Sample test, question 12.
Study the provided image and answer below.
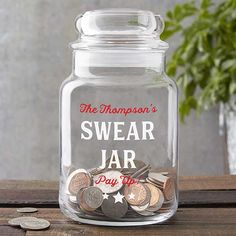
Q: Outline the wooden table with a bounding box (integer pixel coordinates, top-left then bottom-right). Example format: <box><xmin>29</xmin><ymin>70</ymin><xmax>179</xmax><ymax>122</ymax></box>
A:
<box><xmin>0</xmin><ymin>176</ymin><xmax>236</xmax><ymax>236</ymax></box>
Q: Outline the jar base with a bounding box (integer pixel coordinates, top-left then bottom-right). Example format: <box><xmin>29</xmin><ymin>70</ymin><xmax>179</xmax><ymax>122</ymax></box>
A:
<box><xmin>59</xmin><ymin>198</ymin><xmax>178</xmax><ymax>226</ymax></box>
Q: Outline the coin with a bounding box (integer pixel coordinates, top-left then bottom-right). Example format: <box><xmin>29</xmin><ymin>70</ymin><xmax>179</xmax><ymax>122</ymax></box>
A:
<box><xmin>101</xmin><ymin>195</ymin><xmax>128</xmax><ymax>219</ymax></box>
<box><xmin>148</xmin><ymin>172</ymin><xmax>168</xmax><ymax>184</ymax></box>
<box><xmin>159</xmin><ymin>172</ymin><xmax>169</xmax><ymax>176</ymax></box>
<box><xmin>89</xmin><ymin>167</ymin><xmax>105</xmax><ymax>176</ymax></box>
<box><xmin>122</xmin><ymin>160</ymin><xmax>146</xmax><ymax>175</ymax></box>
<box><xmin>79</xmin><ymin>201</ymin><xmax>95</xmax><ymax>212</ymax></box>
<box><xmin>147</xmin><ymin>188</ymin><xmax>164</xmax><ymax>212</ymax></box>
<box><xmin>141</xmin><ymin>184</ymin><xmax>152</xmax><ymax>206</ymax></box>
<box><xmin>67</xmin><ymin>195</ymin><xmax>79</xmax><ymax>210</ymax></box>
<box><xmin>67</xmin><ymin>169</ymin><xmax>91</xmax><ymax>195</ymax></box>
<box><xmin>77</xmin><ymin>188</ymin><xmax>96</xmax><ymax>212</ymax></box>
<box><xmin>8</xmin><ymin>217</ymin><xmax>37</xmax><ymax>226</ymax></box>
<box><xmin>130</xmin><ymin>203</ymin><xmax>149</xmax><ymax>212</ymax></box>
<box><xmin>124</xmin><ymin>183</ymin><xmax>148</xmax><ymax>206</ymax></box>
<box><xmin>17</xmin><ymin>207</ymin><xmax>38</xmax><ymax>213</ymax></box>
<box><xmin>144</xmin><ymin>183</ymin><xmax>160</xmax><ymax>207</ymax></box>
<box><xmin>69</xmin><ymin>195</ymin><xmax>77</xmax><ymax>204</ymax></box>
<box><xmin>93</xmin><ymin>170</ymin><xmax>123</xmax><ymax>194</ymax></box>
<box><xmin>163</xmin><ymin>177</ymin><xmax>175</xmax><ymax>200</ymax></box>
<box><xmin>20</xmin><ymin>218</ymin><xmax>50</xmax><ymax>230</ymax></box>
<box><xmin>131</xmin><ymin>164</ymin><xmax>150</xmax><ymax>178</ymax></box>
<box><xmin>146</xmin><ymin>177</ymin><xmax>163</xmax><ymax>189</ymax></box>
<box><xmin>81</xmin><ymin>186</ymin><xmax>103</xmax><ymax>210</ymax></box>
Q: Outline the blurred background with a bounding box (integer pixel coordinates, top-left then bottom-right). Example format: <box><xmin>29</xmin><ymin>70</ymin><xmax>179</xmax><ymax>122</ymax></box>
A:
<box><xmin>1</xmin><ymin>0</ymin><xmax>233</xmax><ymax>180</ymax></box>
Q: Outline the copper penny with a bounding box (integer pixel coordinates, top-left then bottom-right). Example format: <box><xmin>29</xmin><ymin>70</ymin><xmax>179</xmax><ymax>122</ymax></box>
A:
<box><xmin>163</xmin><ymin>177</ymin><xmax>175</xmax><ymax>200</ymax></box>
<box><xmin>67</xmin><ymin>169</ymin><xmax>91</xmax><ymax>195</ymax></box>
<box><xmin>147</xmin><ymin>188</ymin><xmax>164</xmax><ymax>212</ymax></box>
<box><xmin>144</xmin><ymin>183</ymin><xmax>160</xmax><ymax>207</ymax></box>
<box><xmin>124</xmin><ymin>183</ymin><xmax>147</xmax><ymax>206</ymax></box>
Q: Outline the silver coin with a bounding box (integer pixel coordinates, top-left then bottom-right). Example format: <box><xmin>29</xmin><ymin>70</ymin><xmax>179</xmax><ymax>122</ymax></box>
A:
<box><xmin>17</xmin><ymin>207</ymin><xmax>38</xmax><ymax>213</ymax></box>
<box><xmin>136</xmin><ymin>168</ymin><xmax>150</xmax><ymax>179</ymax></box>
<box><xmin>69</xmin><ymin>195</ymin><xmax>77</xmax><ymax>204</ymax></box>
<box><xmin>122</xmin><ymin>160</ymin><xmax>146</xmax><ymax>175</ymax></box>
<box><xmin>131</xmin><ymin>164</ymin><xmax>150</xmax><ymax>178</ymax></box>
<box><xmin>135</xmin><ymin>210</ymin><xmax>155</xmax><ymax>216</ymax></box>
<box><xmin>67</xmin><ymin>195</ymin><xmax>79</xmax><ymax>210</ymax></box>
<box><xmin>148</xmin><ymin>172</ymin><xmax>168</xmax><ymax>183</ymax></box>
<box><xmin>20</xmin><ymin>218</ymin><xmax>50</xmax><ymax>230</ymax></box>
<box><xmin>89</xmin><ymin>167</ymin><xmax>106</xmax><ymax>176</ymax></box>
<box><xmin>130</xmin><ymin>203</ymin><xmax>149</xmax><ymax>212</ymax></box>
<box><xmin>146</xmin><ymin>177</ymin><xmax>164</xmax><ymax>188</ymax></box>
<box><xmin>93</xmin><ymin>170</ymin><xmax>123</xmax><ymax>193</ymax></box>
<box><xmin>159</xmin><ymin>172</ymin><xmax>169</xmax><ymax>176</ymax></box>
<box><xmin>101</xmin><ymin>195</ymin><xmax>128</xmax><ymax>219</ymax></box>
<box><xmin>8</xmin><ymin>217</ymin><xmax>37</xmax><ymax>226</ymax></box>
<box><xmin>82</xmin><ymin>186</ymin><xmax>104</xmax><ymax>209</ymax></box>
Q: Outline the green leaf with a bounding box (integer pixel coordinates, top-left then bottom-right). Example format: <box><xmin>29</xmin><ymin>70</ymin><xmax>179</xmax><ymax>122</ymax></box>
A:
<box><xmin>163</xmin><ymin>0</ymin><xmax>236</xmax><ymax>122</ymax></box>
<box><xmin>167</xmin><ymin>62</ymin><xmax>177</xmax><ymax>76</ymax></box>
<box><xmin>161</xmin><ymin>27</ymin><xmax>181</xmax><ymax>40</ymax></box>
<box><xmin>229</xmin><ymin>82</ymin><xmax>236</xmax><ymax>95</ymax></box>
<box><xmin>179</xmin><ymin>97</ymin><xmax>198</xmax><ymax>122</ymax></box>
<box><xmin>222</xmin><ymin>59</ymin><xmax>236</xmax><ymax>70</ymax></box>
<box><xmin>185</xmin><ymin>80</ymin><xmax>197</xmax><ymax>97</ymax></box>
<box><xmin>201</xmin><ymin>0</ymin><xmax>212</xmax><ymax>9</ymax></box>
<box><xmin>166</xmin><ymin>11</ymin><xmax>174</xmax><ymax>19</ymax></box>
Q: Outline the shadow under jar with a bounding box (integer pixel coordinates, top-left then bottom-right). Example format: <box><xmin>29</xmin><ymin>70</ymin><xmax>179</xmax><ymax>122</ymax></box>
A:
<box><xmin>59</xmin><ymin>9</ymin><xmax>178</xmax><ymax>226</ymax></box>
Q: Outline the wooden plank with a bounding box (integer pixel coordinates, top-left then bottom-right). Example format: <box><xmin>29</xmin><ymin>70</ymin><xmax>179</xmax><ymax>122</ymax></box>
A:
<box><xmin>0</xmin><ymin>189</ymin><xmax>58</xmax><ymax>206</ymax></box>
<box><xmin>0</xmin><ymin>226</ymin><xmax>25</xmax><ymax>236</ymax></box>
<box><xmin>0</xmin><ymin>180</ymin><xmax>58</xmax><ymax>190</ymax></box>
<box><xmin>1</xmin><ymin>208</ymin><xmax>236</xmax><ymax>236</ymax></box>
<box><xmin>180</xmin><ymin>190</ymin><xmax>236</xmax><ymax>206</ymax></box>
<box><xmin>25</xmin><ymin>224</ymin><xmax>236</xmax><ymax>236</ymax></box>
<box><xmin>179</xmin><ymin>175</ymin><xmax>236</xmax><ymax>191</ymax></box>
<box><xmin>1</xmin><ymin>208</ymin><xmax>236</xmax><ymax>225</ymax></box>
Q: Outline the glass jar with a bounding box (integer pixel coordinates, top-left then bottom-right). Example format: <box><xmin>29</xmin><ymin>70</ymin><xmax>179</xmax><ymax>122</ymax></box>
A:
<box><xmin>59</xmin><ymin>9</ymin><xmax>178</xmax><ymax>226</ymax></box>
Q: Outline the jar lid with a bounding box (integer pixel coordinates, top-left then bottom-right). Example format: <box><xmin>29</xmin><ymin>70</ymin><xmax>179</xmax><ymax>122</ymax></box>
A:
<box><xmin>71</xmin><ymin>9</ymin><xmax>168</xmax><ymax>50</ymax></box>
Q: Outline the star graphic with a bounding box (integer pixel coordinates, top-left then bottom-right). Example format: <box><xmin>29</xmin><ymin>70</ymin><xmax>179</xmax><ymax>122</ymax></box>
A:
<box><xmin>128</xmin><ymin>193</ymin><xmax>135</xmax><ymax>200</ymax></box>
<box><xmin>103</xmin><ymin>193</ymin><xmax>109</xmax><ymax>200</ymax></box>
<box><xmin>113</xmin><ymin>192</ymin><xmax>124</xmax><ymax>203</ymax></box>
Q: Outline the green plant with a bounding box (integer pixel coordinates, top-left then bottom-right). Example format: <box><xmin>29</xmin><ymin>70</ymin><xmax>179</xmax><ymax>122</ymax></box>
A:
<box><xmin>162</xmin><ymin>0</ymin><xmax>236</xmax><ymax>122</ymax></box>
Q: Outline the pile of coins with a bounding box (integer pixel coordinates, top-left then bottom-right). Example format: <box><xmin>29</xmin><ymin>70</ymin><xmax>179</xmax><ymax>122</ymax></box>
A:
<box><xmin>66</xmin><ymin>159</ymin><xmax>176</xmax><ymax>219</ymax></box>
<box><xmin>8</xmin><ymin>208</ymin><xmax>50</xmax><ymax>231</ymax></box>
